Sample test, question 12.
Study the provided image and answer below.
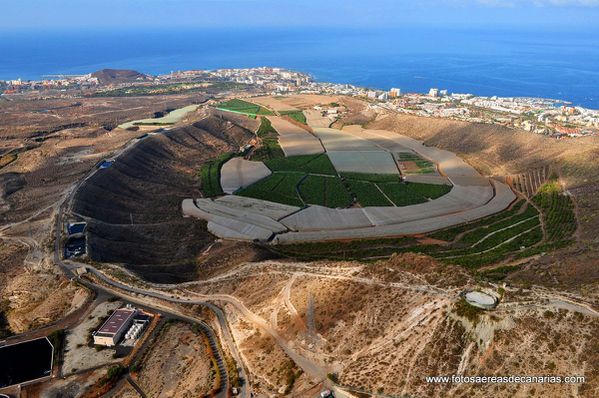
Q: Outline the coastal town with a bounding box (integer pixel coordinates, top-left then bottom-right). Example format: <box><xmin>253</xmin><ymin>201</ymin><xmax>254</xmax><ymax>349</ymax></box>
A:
<box><xmin>2</xmin><ymin>67</ymin><xmax>598</xmax><ymax>138</ymax></box>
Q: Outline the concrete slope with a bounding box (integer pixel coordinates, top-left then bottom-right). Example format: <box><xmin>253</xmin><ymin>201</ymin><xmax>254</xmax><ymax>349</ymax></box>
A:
<box><xmin>274</xmin><ymin>180</ymin><xmax>516</xmax><ymax>243</ymax></box>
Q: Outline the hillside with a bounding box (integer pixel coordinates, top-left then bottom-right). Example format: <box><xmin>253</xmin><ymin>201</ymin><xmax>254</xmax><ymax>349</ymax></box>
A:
<box><xmin>353</xmin><ymin>111</ymin><xmax>599</xmax><ymax>293</ymax></box>
<box><xmin>91</xmin><ymin>68</ymin><xmax>148</xmax><ymax>84</ymax></box>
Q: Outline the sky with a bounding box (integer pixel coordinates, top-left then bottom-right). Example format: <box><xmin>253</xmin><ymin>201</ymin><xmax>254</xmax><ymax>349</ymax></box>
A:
<box><xmin>1</xmin><ymin>0</ymin><xmax>599</xmax><ymax>29</ymax></box>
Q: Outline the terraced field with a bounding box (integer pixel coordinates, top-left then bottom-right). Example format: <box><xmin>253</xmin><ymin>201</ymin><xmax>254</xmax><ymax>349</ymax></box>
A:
<box><xmin>198</xmin><ymin>152</ymin><xmax>235</xmax><ymax>197</ymax></box>
<box><xmin>274</xmin><ymin>181</ymin><xmax>576</xmax><ymax>276</ymax></box>
<box><xmin>265</xmin><ymin>153</ymin><xmax>336</xmax><ymax>175</ymax></box>
<box><xmin>237</xmin><ymin>154</ymin><xmax>343</xmax><ymax>207</ymax></box>
<box><xmin>237</xmin><ymin>156</ymin><xmax>453</xmax><ymax>208</ymax></box>
<box><xmin>237</xmin><ymin>172</ymin><xmax>305</xmax><ymax>207</ymax></box>
<box><xmin>216</xmin><ymin>99</ymin><xmax>273</xmax><ymax>116</ymax></box>
<box><xmin>299</xmin><ymin>175</ymin><xmax>353</xmax><ymax>208</ymax></box>
<box><xmin>252</xmin><ymin>117</ymin><xmax>284</xmax><ymax>161</ymax></box>
<box><xmin>279</xmin><ymin>110</ymin><xmax>307</xmax><ymax>124</ymax></box>
<box><xmin>345</xmin><ymin>180</ymin><xmax>393</xmax><ymax>206</ymax></box>
<box><xmin>378</xmin><ymin>182</ymin><xmax>452</xmax><ymax>206</ymax></box>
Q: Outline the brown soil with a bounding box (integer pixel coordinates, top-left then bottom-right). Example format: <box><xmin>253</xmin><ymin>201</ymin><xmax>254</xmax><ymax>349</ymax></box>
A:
<box><xmin>136</xmin><ymin>322</ymin><xmax>214</xmax><ymax>397</ymax></box>
<box><xmin>360</xmin><ymin>111</ymin><xmax>599</xmax><ymax>291</ymax></box>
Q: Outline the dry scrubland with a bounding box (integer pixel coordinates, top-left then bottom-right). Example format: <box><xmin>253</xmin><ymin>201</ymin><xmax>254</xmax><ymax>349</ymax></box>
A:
<box><xmin>2</xmin><ymin>92</ymin><xmax>599</xmax><ymax>398</ymax></box>
<box><xmin>184</xmin><ymin>256</ymin><xmax>598</xmax><ymax>397</ymax></box>
<box><xmin>0</xmin><ymin>92</ymin><xmax>246</xmax><ymax>335</ymax></box>
<box><xmin>352</xmin><ymin>111</ymin><xmax>599</xmax><ymax>293</ymax></box>
<box><xmin>135</xmin><ymin>322</ymin><xmax>214</xmax><ymax>397</ymax></box>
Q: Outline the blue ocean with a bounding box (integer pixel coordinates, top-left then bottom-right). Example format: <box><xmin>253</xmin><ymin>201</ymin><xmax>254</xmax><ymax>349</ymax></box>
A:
<box><xmin>1</xmin><ymin>27</ymin><xmax>598</xmax><ymax>108</ymax></box>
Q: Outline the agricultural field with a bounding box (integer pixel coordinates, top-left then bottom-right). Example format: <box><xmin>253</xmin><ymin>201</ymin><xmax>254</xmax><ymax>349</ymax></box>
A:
<box><xmin>236</xmin><ymin>172</ymin><xmax>305</xmax><ymax>207</ymax></box>
<box><xmin>264</xmin><ymin>153</ymin><xmax>337</xmax><ymax>175</ymax></box>
<box><xmin>275</xmin><ymin>181</ymin><xmax>576</xmax><ymax>276</ymax></box>
<box><xmin>236</xmin><ymin>159</ymin><xmax>453</xmax><ymax>208</ymax></box>
<box><xmin>397</xmin><ymin>151</ymin><xmax>436</xmax><ymax>174</ymax></box>
<box><xmin>237</xmin><ymin>154</ymin><xmax>347</xmax><ymax>208</ymax></box>
<box><xmin>298</xmin><ymin>175</ymin><xmax>353</xmax><ymax>208</ymax></box>
<box><xmin>216</xmin><ymin>99</ymin><xmax>273</xmax><ymax>116</ymax></box>
<box><xmin>252</xmin><ymin>117</ymin><xmax>285</xmax><ymax>161</ymax></box>
<box><xmin>199</xmin><ymin>152</ymin><xmax>235</xmax><ymax>197</ymax></box>
<box><xmin>345</xmin><ymin>180</ymin><xmax>394</xmax><ymax>206</ymax></box>
<box><xmin>377</xmin><ymin>181</ymin><xmax>452</xmax><ymax>206</ymax></box>
<box><xmin>532</xmin><ymin>180</ymin><xmax>576</xmax><ymax>242</ymax></box>
<box><xmin>279</xmin><ymin>110</ymin><xmax>307</xmax><ymax>124</ymax></box>
<box><xmin>341</xmin><ymin>172</ymin><xmax>401</xmax><ymax>183</ymax></box>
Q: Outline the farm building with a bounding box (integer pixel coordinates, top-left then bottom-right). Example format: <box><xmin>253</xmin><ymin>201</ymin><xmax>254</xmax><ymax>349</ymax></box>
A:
<box><xmin>93</xmin><ymin>306</ymin><xmax>137</xmax><ymax>347</ymax></box>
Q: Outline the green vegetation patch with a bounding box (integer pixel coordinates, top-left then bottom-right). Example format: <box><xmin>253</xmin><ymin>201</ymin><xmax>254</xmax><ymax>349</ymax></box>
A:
<box><xmin>265</xmin><ymin>153</ymin><xmax>337</xmax><ymax>175</ymax></box>
<box><xmin>533</xmin><ymin>180</ymin><xmax>577</xmax><ymax>242</ymax></box>
<box><xmin>199</xmin><ymin>152</ymin><xmax>235</xmax><ymax>197</ymax></box>
<box><xmin>279</xmin><ymin>110</ymin><xmax>307</xmax><ymax>124</ymax></box>
<box><xmin>271</xmin><ymin>182</ymin><xmax>576</xmax><ymax>270</ymax></box>
<box><xmin>216</xmin><ymin>99</ymin><xmax>273</xmax><ymax>116</ymax></box>
<box><xmin>345</xmin><ymin>180</ymin><xmax>394</xmax><ymax>206</ymax></box>
<box><xmin>237</xmin><ymin>172</ymin><xmax>304</xmax><ymax>207</ymax></box>
<box><xmin>299</xmin><ymin>175</ymin><xmax>353</xmax><ymax>208</ymax></box>
<box><xmin>378</xmin><ymin>181</ymin><xmax>451</xmax><ymax>206</ymax></box>
<box><xmin>477</xmin><ymin>265</ymin><xmax>522</xmax><ymax>282</ymax></box>
<box><xmin>272</xmin><ymin>236</ymin><xmax>420</xmax><ymax>261</ymax></box>
<box><xmin>252</xmin><ymin>117</ymin><xmax>284</xmax><ymax>161</ymax></box>
<box><xmin>454</xmin><ymin>298</ymin><xmax>484</xmax><ymax>325</ymax></box>
<box><xmin>428</xmin><ymin>200</ymin><xmax>528</xmax><ymax>241</ymax></box>
<box><xmin>342</xmin><ymin>172</ymin><xmax>401</xmax><ymax>183</ymax></box>
<box><xmin>94</xmin><ymin>82</ymin><xmax>246</xmax><ymax>97</ymax></box>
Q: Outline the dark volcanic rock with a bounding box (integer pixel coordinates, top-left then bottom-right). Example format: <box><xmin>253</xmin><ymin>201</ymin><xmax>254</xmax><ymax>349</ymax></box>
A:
<box><xmin>72</xmin><ymin>113</ymin><xmax>256</xmax><ymax>283</ymax></box>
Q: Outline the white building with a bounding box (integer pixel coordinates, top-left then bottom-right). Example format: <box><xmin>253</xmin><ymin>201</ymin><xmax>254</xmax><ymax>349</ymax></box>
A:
<box><xmin>93</xmin><ymin>307</ymin><xmax>137</xmax><ymax>347</ymax></box>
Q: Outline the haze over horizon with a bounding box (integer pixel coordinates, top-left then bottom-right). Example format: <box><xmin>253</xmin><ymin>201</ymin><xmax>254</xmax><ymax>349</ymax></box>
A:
<box><xmin>2</xmin><ymin>0</ymin><xmax>599</xmax><ymax>29</ymax></box>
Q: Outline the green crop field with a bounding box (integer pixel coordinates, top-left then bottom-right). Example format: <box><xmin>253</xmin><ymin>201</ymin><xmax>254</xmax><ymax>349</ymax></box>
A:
<box><xmin>252</xmin><ymin>117</ymin><xmax>285</xmax><ymax>161</ymax></box>
<box><xmin>299</xmin><ymin>175</ymin><xmax>353</xmax><ymax>208</ymax></box>
<box><xmin>237</xmin><ymin>172</ymin><xmax>304</xmax><ymax>207</ymax></box>
<box><xmin>265</xmin><ymin>154</ymin><xmax>337</xmax><ymax>175</ymax></box>
<box><xmin>345</xmin><ymin>180</ymin><xmax>394</xmax><ymax>206</ymax></box>
<box><xmin>341</xmin><ymin>172</ymin><xmax>401</xmax><ymax>183</ymax></box>
<box><xmin>279</xmin><ymin>110</ymin><xmax>307</xmax><ymax>124</ymax></box>
<box><xmin>533</xmin><ymin>180</ymin><xmax>577</xmax><ymax>242</ymax></box>
<box><xmin>198</xmin><ymin>152</ymin><xmax>235</xmax><ymax>197</ymax></box>
<box><xmin>377</xmin><ymin>182</ymin><xmax>451</xmax><ymax>206</ymax></box>
<box><xmin>216</xmin><ymin>99</ymin><xmax>273</xmax><ymax>116</ymax></box>
<box><xmin>272</xmin><ymin>181</ymin><xmax>577</xmax><ymax>275</ymax></box>
<box><xmin>428</xmin><ymin>200</ymin><xmax>528</xmax><ymax>241</ymax></box>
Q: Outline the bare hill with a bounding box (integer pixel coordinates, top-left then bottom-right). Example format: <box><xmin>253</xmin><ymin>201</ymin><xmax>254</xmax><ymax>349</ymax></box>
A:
<box><xmin>364</xmin><ymin>112</ymin><xmax>599</xmax><ymax>291</ymax></box>
<box><xmin>72</xmin><ymin>111</ymin><xmax>262</xmax><ymax>283</ymax></box>
<box><xmin>91</xmin><ymin>68</ymin><xmax>148</xmax><ymax>84</ymax></box>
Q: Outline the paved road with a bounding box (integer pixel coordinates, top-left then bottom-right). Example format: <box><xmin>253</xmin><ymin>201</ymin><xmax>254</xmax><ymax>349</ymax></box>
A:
<box><xmin>44</xmin><ymin>126</ymin><xmax>248</xmax><ymax>398</ymax></box>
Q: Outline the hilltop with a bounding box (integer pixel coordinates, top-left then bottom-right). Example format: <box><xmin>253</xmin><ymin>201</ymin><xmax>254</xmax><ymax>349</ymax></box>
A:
<box><xmin>91</xmin><ymin>68</ymin><xmax>149</xmax><ymax>84</ymax></box>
